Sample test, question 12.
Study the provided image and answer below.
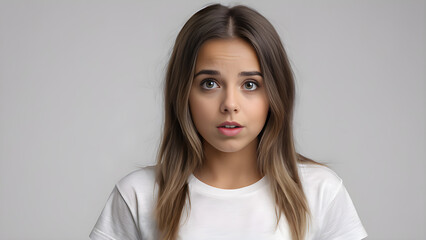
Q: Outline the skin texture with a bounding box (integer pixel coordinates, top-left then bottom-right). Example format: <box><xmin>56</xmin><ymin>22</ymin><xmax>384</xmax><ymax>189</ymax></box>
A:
<box><xmin>189</xmin><ymin>38</ymin><xmax>269</xmax><ymax>189</ymax></box>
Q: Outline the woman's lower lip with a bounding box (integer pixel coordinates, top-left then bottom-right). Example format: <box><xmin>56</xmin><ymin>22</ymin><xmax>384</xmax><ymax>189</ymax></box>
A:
<box><xmin>217</xmin><ymin>127</ymin><xmax>243</xmax><ymax>136</ymax></box>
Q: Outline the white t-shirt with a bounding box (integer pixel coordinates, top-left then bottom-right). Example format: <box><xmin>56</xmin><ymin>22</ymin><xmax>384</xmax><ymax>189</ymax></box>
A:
<box><xmin>89</xmin><ymin>163</ymin><xmax>367</xmax><ymax>240</ymax></box>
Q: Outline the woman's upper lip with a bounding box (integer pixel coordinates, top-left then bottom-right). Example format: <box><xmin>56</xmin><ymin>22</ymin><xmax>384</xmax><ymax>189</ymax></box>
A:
<box><xmin>217</xmin><ymin>121</ymin><xmax>243</xmax><ymax>127</ymax></box>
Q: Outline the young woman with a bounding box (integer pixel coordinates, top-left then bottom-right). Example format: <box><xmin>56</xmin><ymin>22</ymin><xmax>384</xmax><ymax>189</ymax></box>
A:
<box><xmin>90</xmin><ymin>4</ymin><xmax>367</xmax><ymax>240</ymax></box>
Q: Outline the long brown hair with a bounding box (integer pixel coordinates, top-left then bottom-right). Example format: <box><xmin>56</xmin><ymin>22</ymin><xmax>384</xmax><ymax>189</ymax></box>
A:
<box><xmin>155</xmin><ymin>4</ymin><xmax>321</xmax><ymax>240</ymax></box>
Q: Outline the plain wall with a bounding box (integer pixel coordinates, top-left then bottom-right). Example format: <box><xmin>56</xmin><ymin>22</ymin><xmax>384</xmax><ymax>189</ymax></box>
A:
<box><xmin>0</xmin><ymin>0</ymin><xmax>425</xmax><ymax>239</ymax></box>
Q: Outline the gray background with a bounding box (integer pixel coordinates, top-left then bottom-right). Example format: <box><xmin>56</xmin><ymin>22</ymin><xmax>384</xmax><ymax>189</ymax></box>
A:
<box><xmin>0</xmin><ymin>0</ymin><xmax>425</xmax><ymax>239</ymax></box>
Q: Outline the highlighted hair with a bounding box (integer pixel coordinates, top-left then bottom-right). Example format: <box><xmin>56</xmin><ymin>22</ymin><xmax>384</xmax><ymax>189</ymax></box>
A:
<box><xmin>155</xmin><ymin>4</ymin><xmax>321</xmax><ymax>240</ymax></box>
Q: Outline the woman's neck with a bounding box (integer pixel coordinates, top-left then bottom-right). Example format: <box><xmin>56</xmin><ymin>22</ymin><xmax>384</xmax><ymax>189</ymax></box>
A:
<box><xmin>193</xmin><ymin>139</ymin><xmax>263</xmax><ymax>189</ymax></box>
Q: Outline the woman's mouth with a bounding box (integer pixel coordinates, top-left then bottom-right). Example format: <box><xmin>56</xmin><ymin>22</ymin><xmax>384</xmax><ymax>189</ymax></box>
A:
<box><xmin>217</xmin><ymin>121</ymin><xmax>243</xmax><ymax>136</ymax></box>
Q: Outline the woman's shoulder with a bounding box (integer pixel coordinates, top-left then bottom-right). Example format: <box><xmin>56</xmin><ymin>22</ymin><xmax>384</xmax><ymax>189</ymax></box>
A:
<box><xmin>116</xmin><ymin>165</ymin><xmax>157</xmax><ymax>188</ymax></box>
<box><xmin>297</xmin><ymin>162</ymin><xmax>343</xmax><ymax>199</ymax></box>
<box><xmin>298</xmin><ymin>162</ymin><xmax>342</xmax><ymax>183</ymax></box>
<box><xmin>297</xmin><ymin>162</ymin><xmax>368</xmax><ymax>239</ymax></box>
<box><xmin>114</xmin><ymin>165</ymin><xmax>158</xmax><ymax>207</ymax></box>
<box><xmin>90</xmin><ymin>165</ymin><xmax>159</xmax><ymax>239</ymax></box>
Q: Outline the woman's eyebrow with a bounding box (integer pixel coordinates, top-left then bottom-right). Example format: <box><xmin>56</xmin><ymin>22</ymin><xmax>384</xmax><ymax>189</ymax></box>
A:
<box><xmin>194</xmin><ymin>70</ymin><xmax>220</xmax><ymax>77</ymax></box>
<box><xmin>239</xmin><ymin>71</ymin><xmax>263</xmax><ymax>77</ymax></box>
<box><xmin>194</xmin><ymin>70</ymin><xmax>263</xmax><ymax>77</ymax></box>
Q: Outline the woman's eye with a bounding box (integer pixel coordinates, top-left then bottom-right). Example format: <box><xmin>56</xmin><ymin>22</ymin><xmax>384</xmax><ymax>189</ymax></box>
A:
<box><xmin>243</xmin><ymin>81</ymin><xmax>258</xmax><ymax>90</ymax></box>
<box><xmin>201</xmin><ymin>80</ymin><xmax>219</xmax><ymax>89</ymax></box>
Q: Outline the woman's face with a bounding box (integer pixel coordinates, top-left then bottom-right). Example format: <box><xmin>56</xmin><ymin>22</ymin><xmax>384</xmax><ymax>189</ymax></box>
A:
<box><xmin>189</xmin><ymin>38</ymin><xmax>269</xmax><ymax>153</ymax></box>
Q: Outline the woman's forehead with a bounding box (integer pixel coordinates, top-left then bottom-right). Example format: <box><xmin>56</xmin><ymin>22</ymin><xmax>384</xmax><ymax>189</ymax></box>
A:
<box><xmin>195</xmin><ymin>38</ymin><xmax>260</xmax><ymax>72</ymax></box>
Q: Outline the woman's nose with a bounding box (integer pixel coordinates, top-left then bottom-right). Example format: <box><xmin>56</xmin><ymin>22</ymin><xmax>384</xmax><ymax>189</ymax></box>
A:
<box><xmin>220</xmin><ymin>89</ymin><xmax>240</xmax><ymax>113</ymax></box>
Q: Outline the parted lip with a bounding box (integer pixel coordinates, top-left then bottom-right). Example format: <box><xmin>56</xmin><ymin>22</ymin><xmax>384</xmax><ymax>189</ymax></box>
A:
<box><xmin>217</xmin><ymin>121</ymin><xmax>243</xmax><ymax>128</ymax></box>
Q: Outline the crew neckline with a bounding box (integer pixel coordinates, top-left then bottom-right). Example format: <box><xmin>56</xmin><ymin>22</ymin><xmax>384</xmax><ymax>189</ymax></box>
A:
<box><xmin>188</xmin><ymin>173</ymin><xmax>268</xmax><ymax>197</ymax></box>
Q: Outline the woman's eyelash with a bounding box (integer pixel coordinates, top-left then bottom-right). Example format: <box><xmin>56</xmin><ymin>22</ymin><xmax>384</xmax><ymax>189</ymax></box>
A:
<box><xmin>244</xmin><ymin>80</ymin><xmax>259</xmax><ymax>86</ymax></box>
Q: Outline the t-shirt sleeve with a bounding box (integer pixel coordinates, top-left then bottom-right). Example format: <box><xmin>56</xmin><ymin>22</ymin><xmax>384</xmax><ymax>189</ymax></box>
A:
<box><xmin>90</xmin><ymin>186</ymin><xmax>142</xmax><ymax>240</ymax></box>
<box><xmin>318</xmin><ymin>181</ymin><xmax>368</xmax><ymax>240</ymax></box>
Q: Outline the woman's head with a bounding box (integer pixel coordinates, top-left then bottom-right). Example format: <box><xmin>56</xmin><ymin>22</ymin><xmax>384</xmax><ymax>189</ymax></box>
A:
<box><xmin>165</xmin><ymin>4</ymin><xmax>296</xmax><ymax>168</ymax></box>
